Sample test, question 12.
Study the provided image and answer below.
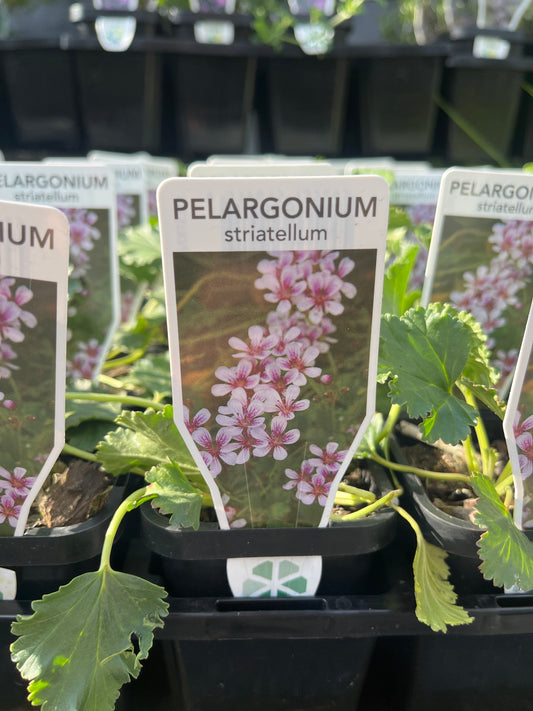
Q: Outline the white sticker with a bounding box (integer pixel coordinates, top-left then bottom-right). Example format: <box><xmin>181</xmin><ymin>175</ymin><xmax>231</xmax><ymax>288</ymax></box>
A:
<box><xmin>158</xmin><ymin>176</ymin><xmax>388</xmax><ymax>530</ymax></box>
<box><xmin>0</xmin><ymin>200</ymin><xmax>69</xmax><ymax>536</ymax></box>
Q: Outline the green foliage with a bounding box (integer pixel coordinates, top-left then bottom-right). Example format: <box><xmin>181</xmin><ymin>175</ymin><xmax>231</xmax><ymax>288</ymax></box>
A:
<box><xmin>97</xmin><ymin>405</ymin><xmax>198</xmax><ymax>477</ymax></box>
<box><xmin>382</xmin><ymin>241</ymin><xmax>421</xmax><ymax>317</ymax></box>
<box><xmin>379</xmin><ymin>303</ymin><xmax>479</xmax><ymax>443</ymax></box>
<box><xmin>146</xmin><ymin>461</ymin><xmax>202</xmax><ymax>528</ymax></box>
<box><xmin>412</xmin><ymin>534</ymin><xmax>474</xmax><ymax>633</ymax></box>
<box><xmin>120</xmin><ymin>351</ymin><xmax>172</xmax><ymax>398</ymax></box>
<box><xmin>11</xmin><ymin>569</ymin><xmax>168</xmax><ymax>711</ymax></box>
<box><xmin>473</xmin><ymin>473</ymin><xmax>533</xmax><ymax>591</ymax></box>
<box><xmin>117</xmin><ymin>225</ymin><xmax>162</xmax><ymax>286</ymax></box>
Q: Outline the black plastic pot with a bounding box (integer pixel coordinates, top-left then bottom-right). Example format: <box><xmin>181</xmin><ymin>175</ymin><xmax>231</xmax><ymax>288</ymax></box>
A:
<box><xmin>389</xmin><ymin>430</ymin><xmax>502</xmax><ymax>594</ymax></box>
<box><xmin>0</xmin><ymin>480</ymin><xmax>125</xmax><ymax>600</ymax></box>
<box><xmin>141</xmin><ymin>461</ymin><xmax>397</xmax><ymax>598</ymax></box>
<box><xmin>138</xmin><ymin>461</ymin><xmax>397</xmax><ymax>710</ymax></box>
<box><xmin>165</xmin><ymin>52</ymin><xmax>256</xmax><ymax>160</ymax></box>
<box><xmin>73</xmin><ymin>46</ymin><xmax>162</xmax><ymax>153</ymax></box>
<box><xmin>263</xmin><ymin>55</ymin><xmax>349</xmax><ymax>156</ymax></box>
<box><xmin>442</xmin><ymin>52</ymin><xmax>533</xmax><ymax>164</ymax></box>
<box><xmin>1</xmin><ymin>47</ymin><xmax>82</xmax><ymax>152</ymax></box>
<box><xmin>356</xmin><ymin>49</ymin><xmax>445</xmax><ymax>158</ymax></box>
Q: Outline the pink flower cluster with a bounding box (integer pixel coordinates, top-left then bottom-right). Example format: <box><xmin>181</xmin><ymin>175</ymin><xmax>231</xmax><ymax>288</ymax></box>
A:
<box><xmin>61</xmin><ymin>208</ymin><xmax>101</xmax><ymax>280</ymax></box>
<box><xmin>0</xmin><ymin>466</ymin><xmax>36</xmax><ymax>529</ymax></box>
<box><xmin>514</xmin><ymin>411</ymin><xmax>533</xmax><ymax>480</ymax></box>
<box><xmin>67</xmin><ymin>338</ymin><xmax>103</xmax><ymax>381</ymax></box>
<box><xmin>450</xmin><ymin>220</ymin><xmax>533</xmax><ymax>378</ymax></box>
<box><xmin>0</xmin><ymin>277</ymin><xmax>36</xmax><ymax>380</ymax></box>
<box><xmin>117</xmin><ymin>194</ymin><xmax>136</xmax><ymax>231</ymax></box>
<box><xmin>185</xmin><ymin>250</ymin><xmax>355</xmax><ymax>523</ymax></box>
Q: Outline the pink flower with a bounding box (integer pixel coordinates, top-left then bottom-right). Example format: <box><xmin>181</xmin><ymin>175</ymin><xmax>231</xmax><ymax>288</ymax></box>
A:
<box><xmin>296</xmin><ymin>468</ymin><xmax>331</xmax><ymax>506</ymax></box>
<box><xmin>262</xmin><ymin>384</ymin><xmax>309</xmax><ymax>421</ymax></box>
<box><xmin>216</xmin><ymin>387</ymin><xmax>265</xmax><ymax>435</ymax></box>
<box><xmin>278</xmin><ymin>343</ymin><xmax>321</xmax><ymax>386</ymax></box>
<box><xmin>309</xmin><ymin>441</ymin><xmax>347</xmax><ymax>472</ymax></box>
<box><xmin>194</xmin><ymin>428</ymin><xmax>239</xmax><ymax>477</ymax></box>
<box><xmin>296</xmin><ymin>271</ymin><xmax>344</xmax><ymax>325</ymax></box>
<box><xmin>253</xmin><ymin>416</ymin><xmax>300</xmax><ymax>460</ymax></box>
<box><xmin>0</xmin><ymin>494</ymin><xmax>20</xmax><ymax>527</ymax></box>
<box><xmin>514</xmin><ymin>411</ymin><xmax>533</xmax><ymax>439</ymax></box>
<box><xmin>255</xmin><ymin>265</ymin><xmax>307</xmax><ymax>314</ymax></box>
<box><xmin>184</xmin><ymin>405</ymin><xmax>210</xmax><ymax>443</ymax></box>
<box><xmin>212</xmin><ymin>358</ymin><xmax>261</xmax><ymax>397</ymax></box>
<box><xmin>283</xmin><ymin>459</ymin><xmax>314</xmax><ymax>490</ymax></box>
<box><xmin>0</xmin><ymin>466</ymin><xmax>35</xmax><ymax>498</ymax></box>
<box><xmin>229</xmin><ymin>325</ymin><xmax>277</xmax><ymax>361</ymax></box>
<box><xmin>517</xmin><ymin>431</ymin><xmax>533</xmax><ymax>479</ymax></box>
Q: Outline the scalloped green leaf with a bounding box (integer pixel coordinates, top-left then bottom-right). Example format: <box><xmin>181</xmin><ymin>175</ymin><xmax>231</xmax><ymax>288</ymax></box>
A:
<box><xmin>11</xmin><ymin>568</ymin><xmax>168</xmax><ymax>711</ymax></box>
<box><xmin>96</xmin><ymin>405</ymin><xmax>198</xmax><ymax>477</ymax></box>
<box><xmin>413</xmin><ymin>536</ymin><xmax>474</xmax><ymax>633</ymax></box>
<box><xmin>378</xmin><ymin>303</ymin><xmax>477</xmax><ymax>443</ymax></box>
<box><xmin>472</xmin><ymin>473</ymin><xmax>533</xmax><ymax>590</ymax></box>
<box><xmin>145</xmin><ymin>461</ymin><xmax>202</xmax><ymax>529</ymax></box>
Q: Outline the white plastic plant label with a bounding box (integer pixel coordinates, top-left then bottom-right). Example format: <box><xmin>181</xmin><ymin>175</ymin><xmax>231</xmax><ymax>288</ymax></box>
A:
<box><xmin>423</xmin><ymin>168</ymin><xmax>533</xmax><ymax>392</ymax></box>
<box><xmin>158</xmin><ymin>176</ymin><xmax>388</xmax><ymax>595</ymax></box>
<box><xmin>158</xmin><ymin>176</ymin><xmax>388</xmax><ymax>525</ymax></box>
<box><xmin>0</xmin><ymin>162</ymin><xmax>120</xmax><ymax>383</ymax></box>
<box><xmin>93</xmin><ymin>0</ymin><xmax>138</xmax><ymax>52</ymax></box>
<box><xmin>388</xmin><ymin>168</ymin><xmax>444</xmax><ymax>293</ymax></box>
<box><xmin>504</xmin><ymin>299</ymin><xmax>533</xmax><ymax>530</ymax></box>
<box><xmin>88</xmin><ymin>153</ymin><xmax>149</xmax><ymax>323</ymax></box>
<box><xmin>138</xmin><ymin>155</ymin><xmax>178</xmax><ymax>222</ymax></box>
<box><xmin>0</xmin><ymin>200</ymin><xmax>69</xmax><ymax>541</ymax></box>
<box><xmin>188</xmin><ymin>162</ymin><xmax>337</xmax><ymax>177</ymax></box>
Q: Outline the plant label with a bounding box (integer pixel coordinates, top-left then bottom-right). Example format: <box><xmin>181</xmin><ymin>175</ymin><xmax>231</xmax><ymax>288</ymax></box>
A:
<box><xmin>88</xmin><ymin>153</ymin><xmax>150</xmax><ymax>323</ymax></box>
<box><xmin>0</xmin><ymin>200</ymin><xmax>69</xmax><ymax>545</ymax></box>
<box><xmin>188</xmin><ymin>162</ymin><xmax>337</xmax><ymax>177</ymax></box>
<box><xmin>504</xmin><ymin>299</ymin><xmax>533</xmax><ymax>530</ymax></box>
<box><xmin>158</xmin><ymin>175</ymin><xmax>388</xmax><ymax>595</ymax></box>
<box><xmin>0</xmin><ymin>162</ymin><xmax>120</xmax><ymax>383</ymax></box>
<box><xmin>93</xmin><ymin>0</ymin><xmax>138</xmax><ymax>52</ymax></box>
<box><xmin>423</xmin><ymin>168</ymin><xmax>533</xmax><ymax>392</ymax></box>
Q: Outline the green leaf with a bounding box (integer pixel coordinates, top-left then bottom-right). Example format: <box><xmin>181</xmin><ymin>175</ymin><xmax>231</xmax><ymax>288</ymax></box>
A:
<box><xmin>65</xmin><ymin>400</ymin><xmax>122</xmax><ymax>430</ymax></box>
<box><xmin>356</xmin><ymin>412</ymin><xmax>384</xmax><ymax>457</ymax></box>
<box><xmin>121</xmin><ymin>352</ymin><xmax>172</xmax><ymax>398</ymax></box>
<box><xmin>146</xmin><ymin>462</ymin><xmax>202</xmax><ymax>529</ymax></box>
<box><xmin>378</xmin><ymin>303</ymin><xmax>478</xmax><ymax>444</ymax></box>
<box><xmin>118</xmin><ymin>225</ymin><xmax>161</xmax><ymax>268</ymax></box>
<box><xmin>459</xmin><ymin>379</ymin><xmax>506</xmax><ymax>420</ymax></box>
<box><xmin>413</xmin><ymin>535</ymin><xmax>474</xmax><ymax>632</ymax></box>
<box><xmin>96</xmin><ymin>406</ymin><xmax>198</xmax><ymax>477</ymax></box>
<box><xmin>382</xmin><ymin>241</ymin><xmax>421</xmax><ymax>317</ymax></box>
<box><xmin>11</xmin><ymin>568</ymin><xmax>168</xmax><ymax>711</ymax></box>
<box><xmin>472</xmin><ymin>473</ymin><xmax>533</xmax><ymax>590</ymax></box>
<box><xmin>457</xmin><ymin>310</ymin><xmax>499</xmax><ymax>388</ymax></box>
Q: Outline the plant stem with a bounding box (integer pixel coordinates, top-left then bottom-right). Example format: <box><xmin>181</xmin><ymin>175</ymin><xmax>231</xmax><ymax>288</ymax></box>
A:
<box><xmin>368</xmin><ymin>451</ymin><xmax>471</xmax><ymax>484</ymax></box>
<box><xmin>460</xmin><ymin>383</ymin><xmax>492</xmax><ymax>477</ymax></box>
<box><xmin>65</xmin><ymin>391</ymin><xmax>165</xmax><ymax>411</ymax></box>
<box><xmin>102</xmin><ymin>348</ymin><xmax>146</xmax><ymax>371</ymax></box>
<box><xmin>495</xmin><ymin>460</ymin><xmax>513</xmax><ymax>488</ymax></box>
<box><xmin>376</xmin><ymin>404</ymin><xmax>402</xmax><ymax>445</ymax></box>
<box><xmin>99</xmin><ymin>487</ymin><xmax>157</xmax><ymax>570</ymax></box>
<box><xmin>97</xmin><ymin>373</ymin><xmax>126</xmax><ymax>390</ymax></box>
<box><xmin>331</xmin><ymin>488</ymin><xmax>401</xmax><ymax>521</ymax></box>
<box><xmin>389</xmin><ymin>502</ymin><xmax>423</xmax><ymax>544</ymax></box>
<box><xmin>62</xmin><ymin>442</ymin><xmax>98</xmax><ymax>462</ymax></box>
<box><xmin>337</xmin><ymin>481</ymin><xmax>376</xmax><ymax>503</ymax></box>
<box><xmin>495</xmin><ymin>473</ymin><xmax>514</xmax><ymax>497</ymax></box>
